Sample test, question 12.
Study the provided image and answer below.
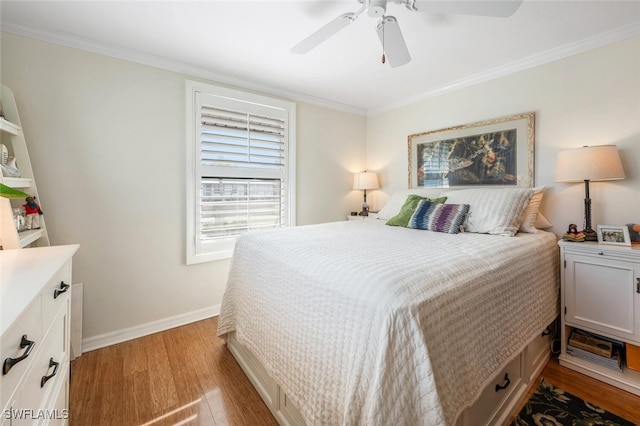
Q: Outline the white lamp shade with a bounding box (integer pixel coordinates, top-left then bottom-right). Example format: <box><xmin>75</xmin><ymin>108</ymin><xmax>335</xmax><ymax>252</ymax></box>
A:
<box><xmin>353</xmin><ymin>172</ymin><xmax>379</xmax><ymax>190</ymax></box>
<box><xmin>555</xmin><ymin>145</ymin><xmax>625</xmax><ymax>182</ymax></box>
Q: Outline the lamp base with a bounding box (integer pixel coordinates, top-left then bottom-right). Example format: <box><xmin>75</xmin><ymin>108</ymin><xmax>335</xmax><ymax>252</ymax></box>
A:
<box><xmin>583</xmin><ymin>229</ymin><xmax>597</xmax><ymax>241</ymax></box>
<box><xmin>359</xmin><ymin>200</ymin><xmax>369</xmax><ymax>216</ymax></box>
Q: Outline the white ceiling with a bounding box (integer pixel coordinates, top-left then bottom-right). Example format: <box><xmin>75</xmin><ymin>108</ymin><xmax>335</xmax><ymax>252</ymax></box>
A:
<box><xmin>2</xmin><ymin>1</ymin><xmax>640</xmax><ymax>115</ymax></box>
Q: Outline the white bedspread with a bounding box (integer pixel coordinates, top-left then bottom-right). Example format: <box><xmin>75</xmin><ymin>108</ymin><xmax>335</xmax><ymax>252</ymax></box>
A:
<box><xmin>217</xmin><ymin>220</ymin><xmax>559</xmax><ymax>425</ymax></box>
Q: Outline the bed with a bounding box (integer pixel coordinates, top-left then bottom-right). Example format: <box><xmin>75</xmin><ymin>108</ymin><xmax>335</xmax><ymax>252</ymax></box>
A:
<box><xmin>217</xmin><ymin>187</ymin><xmax>559</xmax><ymax>426</ymax></box>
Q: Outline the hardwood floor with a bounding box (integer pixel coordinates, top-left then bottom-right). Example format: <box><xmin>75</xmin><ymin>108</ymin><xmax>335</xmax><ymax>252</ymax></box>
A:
<box><xmin>70</xmin><ymin>317</ymin><xmax>277</xmax><ymax>426</ymax></box>
<box><xmin>70</xmin><ymin>317</ymin><xmax>640</xmax><ymax>425</ymax></box>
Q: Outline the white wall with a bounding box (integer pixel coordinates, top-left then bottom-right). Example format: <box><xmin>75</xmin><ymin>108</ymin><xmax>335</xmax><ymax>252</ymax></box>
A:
<box><xmin>3</xmin><ymin>30</ymin><xmax>638</xmax><ymax>345</ymax></box>
<box><xmin>297</xmin><ymin>103</ymin><xmax>367</xmax><ymax>225</ymax></box>
<box><xmin>367</xmin><ymin>36</ymin><xmax>640</xmax><ymax>236</ymax></box>
<box><xmin>0</xmin><ymin>32</ymin><xmax>366</xmax><ymax>341</ymax></box>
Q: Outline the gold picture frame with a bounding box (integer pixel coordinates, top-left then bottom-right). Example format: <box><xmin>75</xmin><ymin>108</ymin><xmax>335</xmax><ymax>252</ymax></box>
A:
<box><xmin>408</xmin><ymin>112</ymin><xmax>535</xmax><ymax>188</ymax></box>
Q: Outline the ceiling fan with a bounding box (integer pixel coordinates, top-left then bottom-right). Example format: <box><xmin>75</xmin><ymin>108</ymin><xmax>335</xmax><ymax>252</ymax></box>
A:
<box><xmin>291</xmin><ymin>0</ymin><xmax>523</xmax><ymax>68</ymax></box>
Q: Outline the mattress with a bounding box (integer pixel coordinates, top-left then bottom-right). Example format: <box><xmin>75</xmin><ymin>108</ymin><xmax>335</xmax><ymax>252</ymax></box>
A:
<box><xmin>217</xmin><ymin>219</ymin><xmax>559</xmax><ymax>425</ymax></box>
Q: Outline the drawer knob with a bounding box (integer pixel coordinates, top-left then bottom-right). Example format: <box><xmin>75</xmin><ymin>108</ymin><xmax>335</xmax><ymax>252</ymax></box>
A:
<box><xmin>2</xmin><ymin>335</ymin><xmax>36</xmax><ymax>375</ymax></box>
<box><xmin>54</xmin><ymin>281</ymin><xmax>70</xmax><ymax>299</ymax></box>
<box><xmin>495</xmin><ymin>373</ymin><xmax>511</xmax><ymax>392</ymax></box>
<box><xmin>40</xmin><ymin>358</ymin><xmax>60</xmax><ymax>388</ymax></box>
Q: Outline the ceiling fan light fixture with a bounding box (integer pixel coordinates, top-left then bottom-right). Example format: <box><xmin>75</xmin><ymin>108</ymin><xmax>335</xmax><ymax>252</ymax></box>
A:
<box><xmin>291</xmin><ymin>0</ymin><xmax>523</xmax><ymax>66</ymax></box>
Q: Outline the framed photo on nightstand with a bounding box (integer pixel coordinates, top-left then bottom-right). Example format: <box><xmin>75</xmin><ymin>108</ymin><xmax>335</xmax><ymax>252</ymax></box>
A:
<box><xmin>597</xmin><ymin>225</ymin><xmax>631</xmax><ymax>246</ymax></box>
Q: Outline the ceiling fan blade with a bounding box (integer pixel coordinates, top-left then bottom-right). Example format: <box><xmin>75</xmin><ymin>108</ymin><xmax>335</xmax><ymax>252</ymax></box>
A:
<box><xmin>291</xmin><ymin>13</ymin><xmax>356</xmax><ymax>54</ymax></box>
<box><xmin>376</xmin><ymin>16</ymin><xmax>411</xmax><ymax>68</ymax></box>
<box><xmin>408</xmin><ymin>0</ymin><xmax>523</xmax><ymax>17</ymax></box>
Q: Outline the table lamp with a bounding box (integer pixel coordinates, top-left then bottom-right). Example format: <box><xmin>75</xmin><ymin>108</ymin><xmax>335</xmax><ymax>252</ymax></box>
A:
<box><xmin>353</xmin><ymin>171</ymin><xmax>379</xmax><ymax>216</ymax></box>
<box><xmin>555</xmin><ymin>145</ymin><xmax>625</xmax><ymax>241</ymax></box>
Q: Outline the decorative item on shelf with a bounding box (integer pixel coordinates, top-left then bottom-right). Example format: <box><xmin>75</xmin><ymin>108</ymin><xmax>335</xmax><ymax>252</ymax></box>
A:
<box><xmin>23</xmin><ymin>196</ymin><xmax>43</xmax><ymax>230</ymax></box>
<box><xmin>596</xmin><ymin>224</ymin><xmax>631</xmax><ymax>246</ymax></box>
<box><xmin>1</xmin><ymin>156</ymin><xmax>21</xmax><ymax>177</ymax></box>
<box><xmin>0</xmin><ymin>183</ymin><xmax>30</xmax><ymax>199</ymax></box>
<box><xmin>562</xmin><ymin>223</ymin><xmax>586</xmax><ymax>242</ymax></box>
<box><xmin>13</xmin><ymin>206</ymin><xmax>26</xmax><ymax>232</ymax></box>
<box><xmin>353</xmin><ymin>171</ymin><xmax>379</xmax><ymax>216</ymax></box>
<box><xmin>555</xmin><ymin>145</ymin><xmax>625</xmax><ymax>241</ymax></box>
<box><xmin>1</xmin><ymin>144</ymin><xmax>21</xmax><ymax>177</ymax></box>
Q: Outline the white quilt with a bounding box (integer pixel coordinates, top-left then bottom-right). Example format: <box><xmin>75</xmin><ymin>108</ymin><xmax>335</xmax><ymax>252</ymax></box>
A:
<box><xmin>217</xmin><ymin>220</ymin><xmax>559</xmax><ymax>425</ymax></box>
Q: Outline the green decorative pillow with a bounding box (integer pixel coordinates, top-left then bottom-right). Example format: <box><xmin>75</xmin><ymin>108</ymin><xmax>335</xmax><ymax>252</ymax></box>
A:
<box><xmin>386</xmin><ymin>194</ymin><xmax>447</xmax><ymax>227</ymax></box>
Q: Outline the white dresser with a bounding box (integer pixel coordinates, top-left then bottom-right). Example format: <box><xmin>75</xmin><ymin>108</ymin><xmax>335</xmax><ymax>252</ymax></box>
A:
<box><xmin>1</xmin><ymin>245</ymin><xmax>79</xmax><ymax>425</ymax></box>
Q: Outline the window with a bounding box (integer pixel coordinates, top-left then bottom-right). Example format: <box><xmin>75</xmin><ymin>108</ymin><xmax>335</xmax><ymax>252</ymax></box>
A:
<box><xmin>186</xmin><ymin>81</ymin><xmax>296</xmax><ymax>264</ymax></box>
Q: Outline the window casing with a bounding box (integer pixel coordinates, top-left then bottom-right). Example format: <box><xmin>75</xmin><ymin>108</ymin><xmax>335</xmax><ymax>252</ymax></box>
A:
<box><xmin>186</xmin><ymin>81</ymin><xmax>296</xmax><ymax>264</ymax></box>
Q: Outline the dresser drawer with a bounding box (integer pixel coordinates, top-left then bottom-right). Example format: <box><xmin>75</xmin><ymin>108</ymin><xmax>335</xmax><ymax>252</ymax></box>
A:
<box><xmin>467</xmin><ymin>353</ymin><xmax>523</xmax><ymax>424</ymax></box>
<box><xmin>41</xmin><ymin>261</ymin><xmax>72</xmax><ymax>330</ymax></box>
<box><xmin>0</xmin><ymin>297</ymin><xmax>43</xmax><ymax>410</ymax></box>
<box><xmin>14</xmin><ymin>306</ymin><xmax>69</xmax><ymax>422</ymax></box>
<box><xmin>525</xmin><ymin>323</ymin><xmax>554</xmax><ymax>381</ymax></box>
<box><xmin>46</xmin><ymin>365</ymin><xmax>70</xmax><ymax>425</ymax></box>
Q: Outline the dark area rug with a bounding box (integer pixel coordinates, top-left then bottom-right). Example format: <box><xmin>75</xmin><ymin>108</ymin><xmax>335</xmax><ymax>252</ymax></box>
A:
<box><xmin>512</xmin><ymin>379</ymin><xmax>636</xmax><ymax>426</ymax></box>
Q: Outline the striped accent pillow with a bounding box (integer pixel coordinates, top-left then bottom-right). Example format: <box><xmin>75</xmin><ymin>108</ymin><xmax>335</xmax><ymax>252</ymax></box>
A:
<box><xmin>408</xmin><ymin>200</ymin><xmax>470</xmax><ymax>234</ymax></box>
<box><xmin>443</xmin><ymin>188</ymin><xmax>534</xmax><ymax>236</ymax></box>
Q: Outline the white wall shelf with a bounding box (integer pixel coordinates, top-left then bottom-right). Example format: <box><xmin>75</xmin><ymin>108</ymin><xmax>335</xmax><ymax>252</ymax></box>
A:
<box><xmin>2</xmin><ymin>177</ymin><xmax>32</xmax><ymax>189</ymax></box>
<box><xmin>0</xmin><ymin>117</ymin><xmax>20</xmax><ymax>135</ymax></box>
<box><xmin>0</xmin><ymin>85</ymin><xmax>50</xmax><ymax>249</ymax></box>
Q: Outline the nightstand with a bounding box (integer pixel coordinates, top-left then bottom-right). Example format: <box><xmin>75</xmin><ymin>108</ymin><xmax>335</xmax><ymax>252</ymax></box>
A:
<box><xmin>558</xmin><ymin>240</ymin><xmax>640</xmax><ymax>395</ymax></box>
<box><xmin>347</xmin><ymin>212</ymin><xmax>379</xmax><ymax>221</ymax></box>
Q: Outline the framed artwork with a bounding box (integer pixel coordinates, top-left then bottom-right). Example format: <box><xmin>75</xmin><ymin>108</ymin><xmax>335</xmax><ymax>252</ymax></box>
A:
<box><xmin>597</xmin><ymin>225</ymin><xmax>631</xmax><ymax>246</ymax></box>
<box><xmin>408</xmin><ymin>112</ymin><xmax>535</xmax><ymax>188</ymax></box>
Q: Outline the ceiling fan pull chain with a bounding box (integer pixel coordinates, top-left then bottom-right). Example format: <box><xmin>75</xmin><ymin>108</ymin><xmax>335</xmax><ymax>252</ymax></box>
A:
<box><xmin>381</xmin><ymin>18</ymin><xmax>386</xmax><ymax>64</ymax></box>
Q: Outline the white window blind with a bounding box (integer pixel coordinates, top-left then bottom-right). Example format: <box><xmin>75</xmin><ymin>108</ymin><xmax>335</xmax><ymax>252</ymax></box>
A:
<box><xmin>187</xmin><ymin>82</ymin><xmax>296</xmax><ymax>264</ymax></box>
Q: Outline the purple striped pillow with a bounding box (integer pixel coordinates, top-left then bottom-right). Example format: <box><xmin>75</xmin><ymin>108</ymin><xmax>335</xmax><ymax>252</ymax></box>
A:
<box><xmin>408</xmin><ymin>200</ymin><xmax>469</xmax><ymax>234</ymax></box>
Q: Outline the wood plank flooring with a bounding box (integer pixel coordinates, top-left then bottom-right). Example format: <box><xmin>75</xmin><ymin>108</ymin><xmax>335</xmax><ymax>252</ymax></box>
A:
<box><xmin>70</xmin><ymin>317</ymin><xmax>640</xmax><ymax>425</ymax></box>
<box><xmin>70</xmin><ymin>317</ymin><xmax>276</xmax><ymax>426</ymax></box>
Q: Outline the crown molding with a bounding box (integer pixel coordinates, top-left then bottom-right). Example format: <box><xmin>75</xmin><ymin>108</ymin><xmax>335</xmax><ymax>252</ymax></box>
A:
<box><xmin>367</xmin><ymin>22</ymin><xmax>640</xmax><ymax>116</ymax></box>
<box><xmin>2</xmin><ymin>21</ymin><xmax>639</xmax><ymax>117</ymax></box>
<box><xmin>0</xmin><ymin>22</ymin><xmax>367</xmax><ymax>116</ymax></box>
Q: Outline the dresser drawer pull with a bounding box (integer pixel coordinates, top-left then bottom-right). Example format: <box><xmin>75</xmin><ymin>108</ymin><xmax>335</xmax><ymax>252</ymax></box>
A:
<box><xmin>637</xmin><ymin>278</ymin><xmax>640</xmax><ymax>294</ymax></box>
<box><xmin>3</xmin><ymin>335</ymin><xmax>36</xmax><ymax>375</ymax></box>
<box><xmin>541</xmin><ymin>326</ymin><xmax>551</xmax><ymax>337</ymax></box>
<box><xmin>54</xmin><ymin>282</ymin><xmax>70</xmax><ymax>299</ymax></box>
<box><xmin>495</xmin><ymin>373</ymin><xmax>511</xmax><ymax>392</ymax></box>
<box><xmin>40</xmin><ymin>358</ymin><xmax>60</xmax><ymax>388</ymax></box>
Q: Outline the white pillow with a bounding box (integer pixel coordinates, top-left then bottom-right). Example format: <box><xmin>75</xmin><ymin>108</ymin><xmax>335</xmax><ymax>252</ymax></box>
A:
<box><xmin>535</xmin><ymin>212</ymin><xmax>553</xmax><ymax>229</ymax></box>
<box><xmin>519</xmin><ymin>186</ymin><xmax>545</xmax><ymax>234</ymax></box>
<box><xmin>377</xmin><ymin>188</ymin><xmax>446</xmax><ymax>220</ymax></box>
<box><xmin>442</xmin><ymin>187</ymin><xmax>534</xmax><ymax>236</ymax></box>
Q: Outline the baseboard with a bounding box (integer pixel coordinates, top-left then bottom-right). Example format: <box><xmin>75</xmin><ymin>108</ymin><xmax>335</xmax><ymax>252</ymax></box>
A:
<box><xmin>81</xmin><ymin>305</ymin><xmax>220</xmax><ymax>352</ymax></box>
